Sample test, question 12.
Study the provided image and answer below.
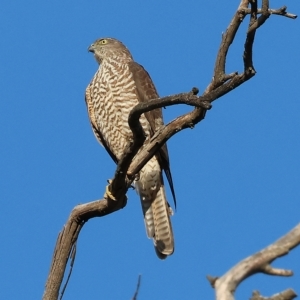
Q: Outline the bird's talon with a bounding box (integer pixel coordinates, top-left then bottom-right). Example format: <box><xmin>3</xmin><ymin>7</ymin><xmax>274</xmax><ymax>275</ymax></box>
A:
<box><xmin>104</xmin><ymin>184</ymin><xmax>117</xmax><ymax>201</ymax></box>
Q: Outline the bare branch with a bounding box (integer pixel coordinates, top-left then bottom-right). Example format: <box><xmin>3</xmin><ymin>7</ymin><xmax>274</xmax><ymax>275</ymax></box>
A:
<box><xmin>95</xmin><ymin>0</ymin><xmax>297</xmax><ymax>220</ymax></box>
<box><xmin>59</xmin><ymin>242</ymin><xmax>77</xmax><ymax>300</ymax></box>
<box><xmin>207</xmin><ymin>275</ymin><xmax>218</xmax><ymax>287</ymax></box>
<box><xmin>248</xmin><ymin>0</ymin><xmax>271</xmax><ymax>33</ymax></box>
<box><xmin>245</xmin><ymin>6</ymin><xmax>297</xmax><ymax>19</ymax></box>
<box><xmin>213</xmin><ymin>223</ymin><xmax>300</xmax><ymax>300</ymax></box>
<box><xmin>131</xmin><ymin>275</ymin><xmax>142</xmax><ymax>300</ymax></box>
<box><xmin>43</xmin><ymin>1</ymin><xmax>297</xmax><ymax>298</ymax></box>
<box><xmin>43</xmin><ymin>198</ymin><xmax>126</xmax><ymax>300</ymax></box>
<box><xmin>261</xmin><ymin>264</ymin><xmax>293</xmax><ymax>276</ymax></box>
<box><xmin>251</xmin><ymin>289</ymin><xmax>297</xmax><ymax>300</ymax></box>
<box><xmin>125</xmin><ymin>1</ymin><xmax>298</xmax><ymax>181</ymax></box>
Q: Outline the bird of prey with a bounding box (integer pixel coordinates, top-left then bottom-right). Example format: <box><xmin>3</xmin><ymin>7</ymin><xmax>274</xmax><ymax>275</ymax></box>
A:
<box><xmin>85</xmin><ymin>37</ymin><xmax>176</xmax><ymax>259</ymax></box>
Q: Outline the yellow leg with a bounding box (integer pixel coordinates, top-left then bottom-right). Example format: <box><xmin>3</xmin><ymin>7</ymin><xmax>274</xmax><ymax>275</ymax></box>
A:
<box><xmin>104</xmin><ymin>180</ymin><xmax>117</xmax><ymax>201</ymax></box>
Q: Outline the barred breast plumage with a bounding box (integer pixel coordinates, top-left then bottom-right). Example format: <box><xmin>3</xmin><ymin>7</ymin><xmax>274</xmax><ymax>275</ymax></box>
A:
<box><xmin>85</xmin><ymin>37</ymin><xmax>176</xmax><ymax>258</ymax></box>
<box><xmin>90</xmin><ymin>61</ymin><xmax>151</xmax><ymax>160</ymax></box>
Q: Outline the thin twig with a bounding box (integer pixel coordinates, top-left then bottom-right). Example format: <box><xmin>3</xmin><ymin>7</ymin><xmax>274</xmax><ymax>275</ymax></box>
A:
<box><xmin>43</xmin><ymin>2</ymin><xmax>297</xmax><ymax>299</ymax></box>
<box><xmin>132</xmin><ymin>275</ymin><xmax>142</xmax><ymax>300</ymax></box>
<box><xmin>245</xmin><ymin>6</ymin><xmax>297</xmax><ymax>19</ymax></box>
<box><xmin>59</xmin><ymin>243</ymin><xmax>77</xmax><ymax>300</ymax></box>
<box><xmin>251</xmin><ymin>289</ymin><xmax>297</xmax><ymax>300</ymax></box>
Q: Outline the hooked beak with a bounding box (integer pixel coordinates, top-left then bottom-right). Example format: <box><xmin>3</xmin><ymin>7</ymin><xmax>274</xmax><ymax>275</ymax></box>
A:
<box><xmin>88</xmin><ymin>44</ymin><xmax>95</xmax><ymax>53</ymax></box>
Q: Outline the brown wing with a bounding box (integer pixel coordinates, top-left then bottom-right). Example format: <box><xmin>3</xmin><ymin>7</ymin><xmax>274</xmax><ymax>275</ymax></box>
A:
<box><xmin>128</xmin><ymin>62</ymin><xmax>176</xmax><ymax>207</ymax></box>
<box><xmin>85</xmin><ymin>83</ymin><xmax>118</xmax><ymax>164</ymax></box>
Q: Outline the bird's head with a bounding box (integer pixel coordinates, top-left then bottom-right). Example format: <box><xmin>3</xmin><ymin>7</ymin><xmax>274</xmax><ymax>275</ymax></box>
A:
<box><xmin>88</xmin><ymin>38</ymin><xmax>133</xmax><ymax>64</ymax></box>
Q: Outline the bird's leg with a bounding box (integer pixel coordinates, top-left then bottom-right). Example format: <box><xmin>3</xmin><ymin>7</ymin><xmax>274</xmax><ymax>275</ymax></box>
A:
<box><xmin>104</xmin><ymin>179</ymin><xmax>117</xmax><ymax>201</ymax></box>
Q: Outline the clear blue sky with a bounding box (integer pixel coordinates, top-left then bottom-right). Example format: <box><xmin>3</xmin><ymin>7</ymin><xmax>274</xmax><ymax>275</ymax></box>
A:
<box><xmin>1</xmin><ymin>1</ymin><xmax>299</xmax><ymax>299</ymax></box>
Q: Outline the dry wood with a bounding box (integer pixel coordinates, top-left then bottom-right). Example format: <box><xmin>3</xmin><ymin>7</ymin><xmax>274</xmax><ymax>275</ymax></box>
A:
<box><xmin>209</xmin><ymin>223</ymin><xmax>300</xmax><ymax>300</ymax></box>
<box><xmin>251</xmin><ymin>289</ymin><xmax>297</xmax><ymax>300</ymax></box>
<box><xmin>43</xmin><ymin>1</ymin><xmax>297</xmax><ymax>299</ymax></box>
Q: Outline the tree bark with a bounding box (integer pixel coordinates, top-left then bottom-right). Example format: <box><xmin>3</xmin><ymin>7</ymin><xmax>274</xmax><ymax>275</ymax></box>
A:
<box><xmin>43</xmin><ymin>1</ymin><xmax>297</xmax><ymax>299</ymax></box>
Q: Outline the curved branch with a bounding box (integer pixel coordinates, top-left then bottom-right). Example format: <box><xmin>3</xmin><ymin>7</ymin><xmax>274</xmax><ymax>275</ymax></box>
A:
<box><xmin>43</xmin><ymin>198</ymin><xmax>126</xmax><ymax>300</ymax></box>
<box><xmin>131</xmin><ymin>275</ymin><xmax>142</xmax><ymax>300</ymax></box>
<box><xmin>211</xmin><ymin>223</ymin><xmax>300</xmax><ymax>300</ymax></box>
<box><xmin>43</xmin><ymin>1</ymin><xmax>297</xmax><ymax>299</ymax></box>
<box><xmin>251</xmin><ymin>290</ymin><xmax>297</xmax><ymax>300</ymax></box>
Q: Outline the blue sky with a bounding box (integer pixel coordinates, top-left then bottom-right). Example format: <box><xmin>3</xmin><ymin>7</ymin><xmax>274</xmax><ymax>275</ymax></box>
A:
<box><xmin>1</xmin><ymin>1</ymin><xmax>299</xmax><ymax>299</ymax></box>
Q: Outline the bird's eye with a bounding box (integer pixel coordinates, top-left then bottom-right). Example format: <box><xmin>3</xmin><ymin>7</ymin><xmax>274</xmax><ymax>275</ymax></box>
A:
<box><xmin>100</xmin><ymin>39</ymin><xmax>108</xmax><ymax>45</ymax></box>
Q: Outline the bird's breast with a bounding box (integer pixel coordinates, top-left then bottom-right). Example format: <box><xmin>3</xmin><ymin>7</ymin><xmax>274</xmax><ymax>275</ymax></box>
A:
<box><xmin>90</xmin><ymin>63</ymin><xmax>150</xmax><ymax>160</ymax></box>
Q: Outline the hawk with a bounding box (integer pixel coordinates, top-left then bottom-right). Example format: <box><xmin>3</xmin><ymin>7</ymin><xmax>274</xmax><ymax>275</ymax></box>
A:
<box><xmin>85</xmin><ymin>38</ymin><xmax>176</xmax><ymax>259</ymax></box>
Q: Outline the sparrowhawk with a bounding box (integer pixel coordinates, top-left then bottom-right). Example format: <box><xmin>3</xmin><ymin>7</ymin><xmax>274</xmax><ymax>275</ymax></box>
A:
<box><xmin>85</xmin><ymin>37</ymin><xmax>176</xmax><ymax>259</ymax></box>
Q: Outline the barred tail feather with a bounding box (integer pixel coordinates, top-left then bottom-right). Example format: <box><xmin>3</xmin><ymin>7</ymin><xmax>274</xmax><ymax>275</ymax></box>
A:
<box><xmin>135</xmin><ymin>157</ymin><xmax>174</xmax><ymax>259</ymax></box>
<box><xmin>140</xmin><ymin>194</ymin><xmax>155</xmax><ymax>238</ymax></box>
<box><xmin>152</xmin><ymin>186</ymin><xmax>174</xmax><ymax>257</ymax></box>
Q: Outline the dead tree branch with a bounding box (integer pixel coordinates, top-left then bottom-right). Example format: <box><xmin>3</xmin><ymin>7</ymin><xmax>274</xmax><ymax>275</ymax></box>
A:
<box><xmin>43</xmin><ymin>198</ymin><xmax>126</xmax><ymax>300</ymax></box>
<box><xmin>245</xmin><ymin>6</ymin><xmax>297</xmax><ymax>19</ymax></box>
<box><xmin>209</xmin><ymin>223</ymin><xmax>300</xmax><ymax>300</ymax></box>
<box><xmin>251</xmin><ymin>289</ymin><xmax>297</xmax><ymax>300</ymax></box>
<box><xmin>43</xmin><ymin>1</ymin><xmax>297</xmax><ymax>299</ymax></box>
<box><xmin>131</xmin><ymin>275</ymin><xmax>142</xmax><ymax>300</ymax></box>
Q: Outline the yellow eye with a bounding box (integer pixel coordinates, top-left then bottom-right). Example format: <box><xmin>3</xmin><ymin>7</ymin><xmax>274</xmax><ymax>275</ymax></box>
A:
<box><xmin>100</xmin><ymin>39</ymin><xmax>108</xmax><ymax>45</ymax></box>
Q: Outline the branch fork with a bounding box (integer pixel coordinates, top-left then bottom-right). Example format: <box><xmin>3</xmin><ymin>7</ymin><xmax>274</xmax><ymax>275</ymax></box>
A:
<box><xmin>43</xmin><ymin>1</ymin><xmax>297</xmax><ymax>299</ymax></box>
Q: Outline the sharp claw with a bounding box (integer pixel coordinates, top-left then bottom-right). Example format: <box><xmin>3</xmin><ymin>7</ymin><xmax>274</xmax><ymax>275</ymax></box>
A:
<box><xmin>104</xmin><ymin>180</ymin><xmax>117</xmax><ymax>201</ymax></box>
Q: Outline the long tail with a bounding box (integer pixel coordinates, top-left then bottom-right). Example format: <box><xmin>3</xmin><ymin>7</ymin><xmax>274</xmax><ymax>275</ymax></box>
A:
<box><xmin>135</xmin><ymin>157</ymin><xmax>174</xmax><ymax>259</ymax></box>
